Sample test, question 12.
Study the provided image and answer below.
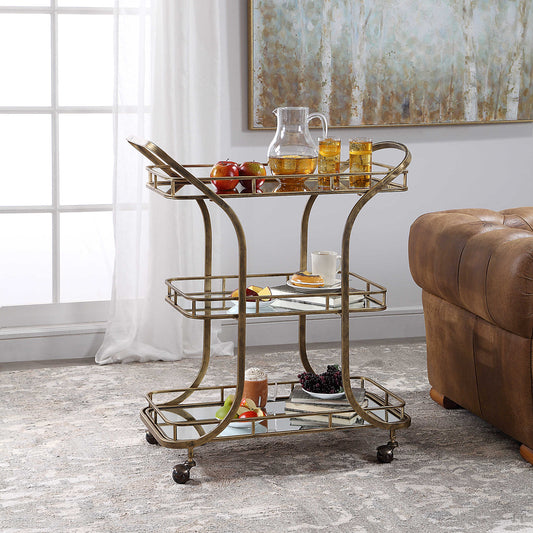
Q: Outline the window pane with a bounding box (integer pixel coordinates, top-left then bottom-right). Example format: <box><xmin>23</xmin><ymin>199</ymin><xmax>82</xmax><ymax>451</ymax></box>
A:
<box><xmin>60</xmin><ymin>212</ymin><xmax>114</xmax><ymax>302</ymax></box>
<box><xmin>0</xmin><ymin>114</ymin><xmax>52</xmax><ymax>206</ymax></box>
<box><xmin>0</xmin><ymin>214</ymin><xmax>52</xmax><ymax>306</ymax></box>
<box><xmin>59</xmin><ymin>113</ymin><xmax>113</xmax><ymax>205</ymax></box>
<box><xmin>0</xmin><ymin>15</ymin><xmax>50</xmax><ymax>106</ymax></box>
<box><xmin>0</xmin><ymin>1</ymin><xmax>50</xmax><ymax>7</ymax></box>
<box><xmin>117</xmin><ymin>14</ymin><xmax>152</xmax><ymax>106</ymax></box>
<box><xmin>58</xmin><ymin>0</ymin><xmax>149</xmax><ymax>6</ymax></box>
<box><xmin>58</xmin><ymin>0</ymin><xmax>113</xmax><ymax>6</ymax></box>
<box><xmin>58</xmin><ymin>14</ymin><xmax>113</xmax><ymax>106</ymax></box>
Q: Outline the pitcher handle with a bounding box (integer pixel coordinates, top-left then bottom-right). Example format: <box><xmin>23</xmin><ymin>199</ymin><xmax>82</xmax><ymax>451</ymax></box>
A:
<box><xmin>308</xmin><ymin>112</ymin><xmax>328</xmax><ymax>139</ymax></box>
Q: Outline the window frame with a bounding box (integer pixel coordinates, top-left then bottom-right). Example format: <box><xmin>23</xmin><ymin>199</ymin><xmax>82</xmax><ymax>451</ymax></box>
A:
<box><xmin>0</xmin><ymin>2</ymin><xmax>117</xmax><ymax>329</ymax></box>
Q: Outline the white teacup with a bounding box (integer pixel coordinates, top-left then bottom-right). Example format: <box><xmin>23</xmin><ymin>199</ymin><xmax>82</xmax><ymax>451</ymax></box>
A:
<box><xmin>311</xmin><ymin>251</ymin><xmax>341</xmax><ymax>286</ymax></box>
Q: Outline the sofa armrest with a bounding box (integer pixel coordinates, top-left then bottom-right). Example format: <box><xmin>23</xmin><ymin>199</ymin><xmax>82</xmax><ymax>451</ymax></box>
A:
<box><xmin>409</xmin><ymin>208</ymin><xmax>533</xmax><ymax>338</ymax></box>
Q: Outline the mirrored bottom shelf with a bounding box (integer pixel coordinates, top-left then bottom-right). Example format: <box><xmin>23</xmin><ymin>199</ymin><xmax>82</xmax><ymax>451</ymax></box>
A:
<box><xmin>141</xmin><ymin>394</ymin><xmax>408</xmax><ymax>446</ymax></box>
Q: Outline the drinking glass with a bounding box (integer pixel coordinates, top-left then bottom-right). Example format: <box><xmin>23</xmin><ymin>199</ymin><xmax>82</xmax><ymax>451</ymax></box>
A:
<box><xmin>318</xmin><ymin>137</ymin><xmax>341</xmax><ymax>190</ymax></box>
<box><xmin>349</xmin><ymin>138</ymin><xmax>372</xmax><ymax>188</ymax></box>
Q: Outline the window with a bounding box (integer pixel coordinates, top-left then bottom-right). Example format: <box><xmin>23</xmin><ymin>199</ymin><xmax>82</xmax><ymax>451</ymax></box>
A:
<box><xmin>0</xmin><ymin>1</ymin><xmax>116</xmax><ymax>327</ymax></box>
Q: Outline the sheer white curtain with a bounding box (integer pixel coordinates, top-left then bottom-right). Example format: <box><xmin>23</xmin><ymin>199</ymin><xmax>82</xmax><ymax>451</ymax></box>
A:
<box><xmin>96</xmin><ymin>0</ymin><xmax>233</xmax><ymax>364</ymax></box>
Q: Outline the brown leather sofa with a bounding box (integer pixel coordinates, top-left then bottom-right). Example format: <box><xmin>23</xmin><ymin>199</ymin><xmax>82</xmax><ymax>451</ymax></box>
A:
<box><xmin>408</xmin><ymin>207</ymin><xmax>533</xmax><ymax>464</ymax></box>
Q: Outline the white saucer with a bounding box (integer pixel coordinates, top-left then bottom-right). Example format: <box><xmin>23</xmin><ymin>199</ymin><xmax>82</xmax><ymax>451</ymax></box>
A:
<box><xmin>302</xmin><ymin>389</ymin><xmax>345</xmax><ymax>400</ymax></box>
<box><xmin>287</xmin><ymin>280</ymin><xmax>341</xmax><ymax>292</ymax></box>
<box><xmin>228</xmin><ymin>419</ymin><xmax>257</xmax><ymax>429</ymax></box>
<box><xmin>220</xmin><ymin>421</ymin><xmax>268</xmax><ymax>436</ymax></box>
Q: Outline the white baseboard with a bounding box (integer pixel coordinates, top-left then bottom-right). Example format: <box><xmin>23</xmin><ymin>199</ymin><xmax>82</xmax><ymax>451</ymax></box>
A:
<box><xmin>0</xmin><ymin>324</ymin><xmax>106</xmax><ymax>363</ymax></box>
<box><xmin>0</xmin><ymin>306</ymin><xmax>425</xmax><ymax>364</ymax></box>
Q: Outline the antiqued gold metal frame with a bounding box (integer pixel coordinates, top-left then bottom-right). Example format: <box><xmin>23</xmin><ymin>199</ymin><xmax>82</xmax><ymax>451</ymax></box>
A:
<box><xmin>128</xmin><ymin>136</ymin><xmax>412</xmax><ymax>482</ymax></box>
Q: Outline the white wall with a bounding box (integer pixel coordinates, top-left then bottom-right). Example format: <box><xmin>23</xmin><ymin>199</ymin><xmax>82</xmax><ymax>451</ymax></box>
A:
<box><xmin>216</xmin><ymin>1</ymin><xmax>533</xmax><ymax>347</ymax></box>
<box><xmin>4</xmin><ymin>2</ymin><xmax>531</xmax><ymax>362</ymax></box>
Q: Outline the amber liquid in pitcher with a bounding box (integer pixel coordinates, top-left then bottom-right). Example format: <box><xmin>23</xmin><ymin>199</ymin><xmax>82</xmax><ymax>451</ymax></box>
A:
<box><xmin>269</xmin><ymin>155</ymin><xmax>317</xmax><ymax>175</ymax></box>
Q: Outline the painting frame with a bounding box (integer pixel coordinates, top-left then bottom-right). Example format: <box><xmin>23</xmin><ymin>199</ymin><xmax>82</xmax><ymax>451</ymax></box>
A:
<box><xmin>248</xmin><ymin>0</ymin><xmax>533</xmax><ymax>130</ymax></box>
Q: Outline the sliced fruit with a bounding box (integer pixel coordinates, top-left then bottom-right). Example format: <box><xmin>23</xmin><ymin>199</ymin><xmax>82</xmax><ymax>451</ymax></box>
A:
<box><xmin>239</xmin><ymin>398</ymin><xmax>257</xmax><ymax>411</ymax></box>
<box><xmin>230</xmin><ymin>287</ymin><xmax>259</xmax><ymax>301</ymax></box>
<box><xmin>215</xmin><ymin>394</ymin><xmax>236</xmax><ymax>420</ymax></box>
<box><xmin>258</xmin><ymin>286</ymin><xmax>272</xmax><ymax>301</ymax></box>
<box><xmin>239</xmin><ymin>410</ymin><xmax>258</xmax><ymax>419</ymax></box>
<box><xmin>231</xmin><ymin>286</ymin><xmax>271</xmax><ymax>302</ymax></box>
<box><xmin>245</xmin><ymin>288</ymin><xmax>258</xmax><ymax>300</ymax></box>
<box><xmin>215</xmin><ymin>404</ymin><xmax>231</xmax><ymax>420</ymax></box>
<box><xmin>237</xmin><ymin>405</ymin><xmax>249</xmax><ymax>416</ymax></box>
<box><xmin>224</xmin><ymin>394</ymin><xmax>234</xmax><ymax>407</ymax></box>
<box><xmin>246</xmin><ymin>398</ymin><xmax>257</xmax><ymax>411</ymax></box>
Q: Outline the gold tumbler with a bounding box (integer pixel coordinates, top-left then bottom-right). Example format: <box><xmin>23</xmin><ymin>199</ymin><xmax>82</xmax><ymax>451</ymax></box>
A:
<box><xmin>318</xmin><ymin>137</ymin><xmax>341</xmax><ymax>190</ymax></box>
<box><xmin>349</xmin><ymin>138</ymin><xmax>372</xmax><ymax>188</ymax></box>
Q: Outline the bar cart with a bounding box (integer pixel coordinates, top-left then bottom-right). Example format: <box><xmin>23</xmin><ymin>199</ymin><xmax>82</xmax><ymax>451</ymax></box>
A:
<box><xmin>129</xmin><ymin>137</ymin><xmax>412</xmax><ymax>483</ymax></box>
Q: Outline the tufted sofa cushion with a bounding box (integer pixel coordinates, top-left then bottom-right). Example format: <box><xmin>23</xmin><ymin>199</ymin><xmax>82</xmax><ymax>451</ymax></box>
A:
<box><xmin>409</xmin><ymin>207</ymin><xmax>533</xmax><ymax>339</ymax></box>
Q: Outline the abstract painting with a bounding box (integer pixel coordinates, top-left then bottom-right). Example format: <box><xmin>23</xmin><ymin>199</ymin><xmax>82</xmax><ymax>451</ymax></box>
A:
<box><xmin>248</xmin><ymin>0</ymin><xmax>533</xmax><ymax>128</ymax></box>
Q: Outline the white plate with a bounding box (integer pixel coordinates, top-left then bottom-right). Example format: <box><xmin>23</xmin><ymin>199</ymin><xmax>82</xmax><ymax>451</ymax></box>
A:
<box><xmin>228</xmin><ymin>419</ymin><xmax>259</xmax><ymax>429</ymax></box>
<box><xmin>220</xmin><ymin>422</ymin><xmax>268</xmax><ymax>436</ymax></box>
<box><xmin>226</xmin><ymin>301</ymin><xmax>273</xmax><ymax>314</ymax></box>
<box><xmin>287</xmin><ymin>280</ymin><xmax>341</xmax><ymax>292</ymax></box>
<box><xmin>217</xmin><ymin>414</ymin><xmax>267</xmax><ymax>429</ymax></box>
<box><xmin>302</xmin><ymin>389</ymin><xmax>345</xmax><ymax>400</ymax></box>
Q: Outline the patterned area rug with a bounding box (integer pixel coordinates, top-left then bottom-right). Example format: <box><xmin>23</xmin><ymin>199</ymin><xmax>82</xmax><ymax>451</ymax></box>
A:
<box><xmin>1</xmin><ymin>341</ymin><xmax>532</xmax><ymax>533</ymax></box>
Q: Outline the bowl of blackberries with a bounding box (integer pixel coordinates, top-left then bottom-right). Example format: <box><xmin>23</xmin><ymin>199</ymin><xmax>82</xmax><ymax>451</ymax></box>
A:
<box><xmin>298</xmin><ymin>365</ymin><xmax>345</xmax><ymax>399</ymax></box>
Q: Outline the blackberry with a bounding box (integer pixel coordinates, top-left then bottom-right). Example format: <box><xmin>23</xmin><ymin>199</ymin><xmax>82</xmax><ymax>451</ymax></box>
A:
<box><xmin>298</xmin><ymin>364</ymin><xmax>343</xmax><ymax>394</ymax></box>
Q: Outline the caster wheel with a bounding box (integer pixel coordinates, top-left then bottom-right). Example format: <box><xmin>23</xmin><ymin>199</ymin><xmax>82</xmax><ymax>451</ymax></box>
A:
<box><xmin>172</xmin><ymin>460</ymin><xmax>196</xmax><ymax>484</ymax></box>
<box><xmin>377</xmin><ymin>444</ymin><xmax>394</xmax><ymax>463</ymax></box>
<box><xmin>145</xmin><ymin>431</ymin><xmax>159</xmax><ymax>445</ymax></box>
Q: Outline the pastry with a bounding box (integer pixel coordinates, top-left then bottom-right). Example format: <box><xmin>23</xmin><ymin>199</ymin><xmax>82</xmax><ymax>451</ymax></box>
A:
<box><xmin>290</xmin><ymin>271</ymin><xmax>324</xmax><ymax>287</ymax></box>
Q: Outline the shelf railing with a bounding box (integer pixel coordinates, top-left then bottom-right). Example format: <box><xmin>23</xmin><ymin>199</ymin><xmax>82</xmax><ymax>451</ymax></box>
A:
<box><xmin>164</xmin><ymin>271</ymin><xmax>386</xmax><ymax>319</ymax></box>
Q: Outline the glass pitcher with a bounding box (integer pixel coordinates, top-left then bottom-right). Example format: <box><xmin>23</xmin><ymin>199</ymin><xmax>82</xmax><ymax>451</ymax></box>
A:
<box><xmin>267</xmin><ymin>107</ymin><xmax>328</xmax><ymax>191</ymax></box>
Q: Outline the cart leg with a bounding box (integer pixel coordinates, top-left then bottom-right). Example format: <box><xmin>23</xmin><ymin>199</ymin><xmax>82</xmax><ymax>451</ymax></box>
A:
<box><xmin>172</xmin><ymin>448</ymin><xmax>196</xmax><ymax>484</ymax></box>
<box><xmin>377</xmin><ymin>429</ymin><xmax>399</xmax><ymax>463</ymax></box>
<box><xmin>298</xmin><ymin>316</ymin><xmax>315</xmax><ymax>374</ymax></box>
<box><xmin>297</xmin><ymin>195</ymin><xmax>318</xmax><ymax>375</ymax></box>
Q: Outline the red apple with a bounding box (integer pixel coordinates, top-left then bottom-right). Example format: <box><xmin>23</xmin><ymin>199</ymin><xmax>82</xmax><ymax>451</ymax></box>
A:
<box><xmin>210</xmin><ymin>160</ymin><xmax>240</xmax><ymax>191</ymax></box>
<box><xmin>238</xmin><ymin>161</ymin><xmax>266</xmax><ymax>191</ymax></box>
